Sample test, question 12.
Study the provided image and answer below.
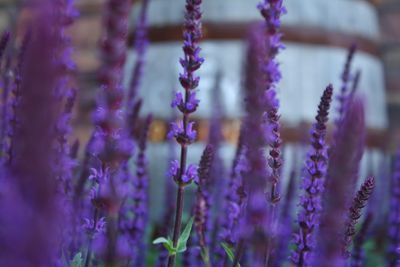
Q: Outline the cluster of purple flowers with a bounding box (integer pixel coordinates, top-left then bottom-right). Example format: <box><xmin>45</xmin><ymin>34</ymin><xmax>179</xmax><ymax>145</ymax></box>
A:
<box><xmin>0</xmin><ymin>0</ymin><xmax>397</xmax><ymax>267</ymax></box>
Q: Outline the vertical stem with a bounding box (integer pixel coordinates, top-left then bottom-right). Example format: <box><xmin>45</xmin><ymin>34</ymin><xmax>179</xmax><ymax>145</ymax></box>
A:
<box><xmin>264</xmin><ymin>204</ymin><xmax>277</xmax><ymax>267</ymax></box>
<box><xmin>167</xmin><ymin>185</ymin><xmax>185</xmax><ymax>267</ymax></box>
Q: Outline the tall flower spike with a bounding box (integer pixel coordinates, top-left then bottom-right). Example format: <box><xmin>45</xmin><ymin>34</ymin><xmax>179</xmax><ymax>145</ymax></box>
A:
<box><xmin>128</xmin><ymin>0</ymin><xmax>149</xmax><ymax>105</ymax></box>
<box><xmin>388</xmin><ymin>148</ymin><xmax>400</xmax><ymax>266</ymax></box>
<box><xmin>194</xmin><ymin>145</ymin><xmax>214</xmax><ymax>248</ymax></box>
<box><xmin>129</xmin><ymin>114</ymin><xmax>152</xmax><ymax>267</ymax></box>
<box><xmin>167</xmin><ymin>1</ymin><xmax>203</xmax><ymax>266</ymax></box>
<box><xmin>90</xmin><ymin>0</ymin><xmax>134</xmax><ymax>264</ymax></box>
<box><xmin>0</xmin><ymin>2</ymin><xmax>63</xmax><ymax>264</ymax></box>
<box><xmin>0</xmin><ymin>56</ymin><xmax>11</xmax><ymax>162</ymax></box>
<box><xmin>257</xmin><ymin>2</ymin><xmax>286</xmax><ymax>265</ymax></box>
<box><xmin>258</xmin><ymin>0</ymin><xmax>285</xmax><ymax>204</ymax></box>
<box><xmin>291</xmin><ymin>85</ymin><xmax>333</xmax><ymax>267</ymax></box>
<box><xmin>336</xmin><ymin>44</ymin><xmax>357</xmax><ymax>123</ymax></box>
<box><xmin>239</xmin><ymin>27</ymin><xmax>270</xmax><ymax>267</ymax></box>
<box><xmin>7</xmin><ymin>32</ymin><xmax>30</xmax><ymax>165</ymax></box>
<box><xmin>0</xmin><ymin>31</ymin><xmax>10</xmax><ymax>65</ymax></box>
<box><xmin>316</xmin><ymin>97</ymin><xmax>366</xmax><ymax>267</ymax></box>
<box><xmin>342</xmin><ymin>177</ymin><xmax>375</xmax><ymax>258</ymax></box>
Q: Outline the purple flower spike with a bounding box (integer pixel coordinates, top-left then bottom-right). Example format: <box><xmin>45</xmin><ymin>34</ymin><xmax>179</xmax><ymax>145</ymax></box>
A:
<box><xmin>194</xmin><ymin>145</ymin><xmax>214</xmax><ymax>248</ymax></box>
<box><xmin>0</xmin><ymin>31</ymin><xmax>10</xmax><ymax>65</ymax></box>
<box><xmin>258</xmin><ymin>0</ymin><xmax>285</xmax><ymax>206</ymax></box>
<box><xmin>291</xmin><ymin>85</ymin><xmax>333</xmax><ymax>267</ymax></box>
<box><xmin>316</xmin><ymin>96</ymin><xmax>366</xmax><ymax>267</ymax></box>
<box><xmin>343</xmin><ymin>177</ymin><xmax>375</xmax><ymax>258</ymax></box>
<box><xmin>168</xmin><ymin>0</ymin><xmax>204</xmax><ymax>266</ymax></box>
<box><xmin>388</xmin><ymin>148</ymin><xmax>400</xmax><ymax>266</ymax></box>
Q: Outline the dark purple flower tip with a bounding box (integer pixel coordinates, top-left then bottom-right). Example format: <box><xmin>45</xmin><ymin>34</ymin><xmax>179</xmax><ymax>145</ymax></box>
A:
<box><xmin>168</xmin><ymin>121</ymin><xmax>197</xmax><ymax>144</ymax></box>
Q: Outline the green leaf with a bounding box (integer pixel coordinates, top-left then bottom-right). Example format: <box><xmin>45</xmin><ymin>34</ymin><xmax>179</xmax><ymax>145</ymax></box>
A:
<box><xmin>177</xmin><ymin>216</ymin><xmax>194</xmax><ymax>253</ymax></box>
<box><xmin>70</xmin><ymin>252</ymin><xmax>83</xmax><ymax>267</ymax></box>
<box><xmin>153</xmin><ymin>237</ymin><xmax>169</xmax><ymax>245</ymax></box>
<box><xmin>221</xmin><ymin>242</ymin><xmax>241</xmax><ymax>267</ymax></box>
<box><xmin>153</xmin><ymin>237</ymin><xmax>176</xmax><ymax>255</ymax></box>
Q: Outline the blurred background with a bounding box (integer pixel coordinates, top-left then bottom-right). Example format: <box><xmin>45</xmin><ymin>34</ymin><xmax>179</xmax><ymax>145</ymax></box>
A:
<box><xmin>0</xmin><ymin>0</ymin><xmax>399</xmax><ymax>216</ymax></box>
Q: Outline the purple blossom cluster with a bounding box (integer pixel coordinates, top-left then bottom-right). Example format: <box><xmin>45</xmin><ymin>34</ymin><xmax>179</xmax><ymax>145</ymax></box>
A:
<box><xmin>291</xmin><ymin>85</ymin><xmax>333</xmax><ymax>266</ymax></box>
<box><xmin>0</xmin><ymin>0</ymin><xmax>396</xmax><ymax>267</ymax></box>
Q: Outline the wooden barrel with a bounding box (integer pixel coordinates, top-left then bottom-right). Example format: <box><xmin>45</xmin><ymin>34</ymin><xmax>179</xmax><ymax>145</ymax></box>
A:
<box><xmin>128</xmin><ymin>0</ymin><xmax>386</xmax><ymax>134</ymax></box>
<box><xmin>127</xmin><ymin>0</ymin><xmax>388</xmax><ymax>212</ymax></box>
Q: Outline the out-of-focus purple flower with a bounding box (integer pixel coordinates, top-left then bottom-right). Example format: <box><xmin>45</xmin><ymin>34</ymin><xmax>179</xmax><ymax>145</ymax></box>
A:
<box><xmin>388</xmin><ymin>148</ymin><xmax>400</xmax><ymax>266</ymax></box>
<box><xmin>128</xmin><ymin>0</ymin><xmax>150</xmax><ymax>105</ymax></box>
<box><xmin>342</xmin><ymin>177</ymin><xmax>375</xmax><ymax>258</ymax></box>
<box><xmin>83</xmin><ymin>217</ymin><xmax>107</xmax><ymax>237</ymax></box>
<box><xmin>258</xmin><ymin>0</ymin><xmax>285</xmax><ymax>206</ymax></box>
<box><xmin>194</xmin><ymin>144</ymin><xmax>214</xmax><ymax>248</ymax></box>
<box><xmin>118</xmin><ymin>115</ymin><xmax>152</xmax><ymax>267</ymax></box>
<box><xmin>316</xmin><ymin>97</ymin><xmax>366</xmax><ymax>267</ymax></box>
<box><xmin>0</xmin><ymin>1</ymin><xmax>64</xmax><ymax>265</ymax></box>
<box><xmin>216</xmin><ymin>144</ymin><xmax>248</xmax><ymax>265</ymax></box>
<box><xmin>6</xmin><ymin>32</ymin><xmax>30</xmax><ymax>165</ymax></box>
<box><xmin>239</xmin><ymin>27</ymin><xmax>270</xmax><ymax>266</ymax></box>
<box><xmin>291</xmin><ymin>85</ymin><xmax>333</xmax><ymax>266</ymax></box>
<box><xmin>0</xmin><ymin>30</ymin><xmax>9</xmax><ymax>67</ymax></box>
<box><xmin>337</xmin><ymin>44</ymin><xmax>357</xmax><ymax>122</ymax></box>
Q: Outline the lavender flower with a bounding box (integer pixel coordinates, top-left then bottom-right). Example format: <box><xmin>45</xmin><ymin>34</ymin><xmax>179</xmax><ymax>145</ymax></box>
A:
<box><xmin>388</xmin><ymin>148</ymin><xmax>400</xmax><ymax>266</ymax></box>
<box><xmin>0</xmin><ymin>30</ymin><xmax>10</xmax><ymax>65</ymax></box>
<box><xmin>0</xmin><ymin>1</ymin><xmax>64</xmax><ymax>264</ymax></box>
<box><xmin>336</xmin><ymin>44</ymin><xmax>357</xmax><ymax>123</ymax></box>
<box><xmin>194</xmin><ymin>145</ymin><xmax>214</xmax><ymax>248</ymax></box>
<box><xmin>6</xmin><ymin>32</ymin><xmax>30</xmax><ymax>165</ymax></box>
<box><xmin>342</xmin><ymin>177</ymin><xmax>375</xmax><ymax>258</ymax></box>
<box><xmin>127</xmin><ymin>0</ymin><xmax>150</xmax><ymax>104</ymax></box>
<box><xmin>316</xmin><ymin>97</ymin><xmax>366</xmax><ymax>267</ymax></box>
<box><xmin>291</xmin><ymin>85</ymin><xmax>333</xmax><ymax>266</ymax></box>
<box><xmin>239</xmin><ymin>27</ymin><xmax>270</xmax><ymax>267</ymax></box>
<box><xmin>258</xmin><ymin>0</ymin><xmax>286</xmax><ymax>204</ymax></box>
<box><xmin>90</xmin><ymin>0</ymin><xmax>134</xmax><ymax>264</ymax></box>
<box><xmin>167</xmin><ymin>1</ymin><xmax>204</xmax><ymax>265</ymax></box>
<box><xmin>127</xmin><ymin>115</ymin><xmax>152</xmax><ymax>267</ymax></box>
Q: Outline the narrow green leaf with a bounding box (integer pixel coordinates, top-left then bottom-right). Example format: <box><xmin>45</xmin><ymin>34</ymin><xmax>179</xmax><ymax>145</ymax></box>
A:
<box><xmin>70</xmin><ymin>252</ymin><xmax>83</xmax><ymax>267</ymax></box>
<box><xmin>177</xmin><ymin>216</ymin><xmax>194</xmax><ymax>252</ymax></box>
<box><xmin>153</xmin><ymin>237</ymin><xmax>176</xmax><ymax>255</ymax></box>
<box><xmin>221</xmin><ymin>242</ymin><xmax>241</xmax><ymax>267</ymax></box>
<box><xmin>153</xmin><ymin>237</ymin><xmax>169</xmax><ymax>245</ymax></box>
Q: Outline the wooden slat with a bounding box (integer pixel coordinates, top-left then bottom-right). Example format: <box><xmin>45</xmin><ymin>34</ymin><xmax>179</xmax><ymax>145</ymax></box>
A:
<box><xmin>128</xmin><ymin>22</ymin><xmax>381</xmax><ymax>57</ymax></box>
